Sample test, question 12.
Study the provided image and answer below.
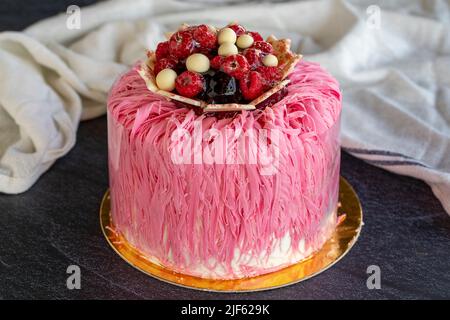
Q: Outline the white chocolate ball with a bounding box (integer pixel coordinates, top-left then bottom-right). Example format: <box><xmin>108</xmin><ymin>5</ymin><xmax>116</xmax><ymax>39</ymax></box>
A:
<box><xmin>186</xmin><ymin>53</ymin><xmax>210</xmax><ymax>73</ymax></box>
<box><xmin>218</xmin><ymin>42</ymin><xmax>238</xmax><ymax>57</ymax></box>
<box><xmin>236</xmin><ymin>34</ymin><xmax>254</xmax><ymax>49</ymax></box>
<box><xmin>218</xmin><ymin>27</ymin><xmax>237</xmax><ymax>45</ymax></box>
<box><xmin>263</xmin><ymin>54</ymin><xmax>279</xmax><ymax>67</ymax></box>
<box><xmin>156</xmin><ymin>68</ymin><xmax>177</xmax><ymax>91</ymax></box>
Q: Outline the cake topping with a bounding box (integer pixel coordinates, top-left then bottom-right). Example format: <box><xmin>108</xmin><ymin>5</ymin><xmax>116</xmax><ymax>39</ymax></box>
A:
<box><xmin>210</xmin><ymin>55</ymin><xmax>223</xmax><ymax>70</ymax></box>
<box><xmin>243</xmin><ymin>48</ymin><xmax>263</xmax><ymax>69</ymax></box>
<box><xmin>175</xmin><ymin>71</ymin><xmax>205</xmax><ymax>98</ymax></box>
<box><xmin>218</xmin><ymin>42</ymin><xmax>238</xmax><ymax>57</ymax></box>
<box><xmin>266</xmin><ymin>35</ymin><xmax>296</xmax><ymax>68</ymax></box>
<box><xmin>236</xmin><ymin>34</ymin><xmax>254</xmax><ymax>49</ymax></box>
<box><xmin>155</xmin><ymin>41</ymin><xmax>170</xmax><ymax>60</ymax></box>
<box><xmin>262</xmin><ymin>54</ymin><xmax>278</xmax><ymax>67</ymax></box>
<box><xmin>156</xmin><ymin>68</ymin><xmax>177</xmax><ymax>91</ymax></box>
<box><xmin>154</xmin><ymin>57</ymin><xmax>178</xmax><ymax>75</ymax></box>
<box><xmin>169</xmin><ymin>30</ymin><xmax>195</xmax><ymax>59</ymax></box>
<box><xmin>199</xmin><ymin>71</ymin><xmax>242</xmax><ymax>104</ymax></box>
<box><xmin>240</xmin><ymin>71</ymin><xmax>264</xmax><ymax>100</ymax></box>
<box><xmin>257</xmin><ymin>66</ymin><xmax>283</xmax><ymax>88</ymax></box>
<box><xmin>247</xmin><ymin>31</ymin><xmax>263</xmax><ymax>42</ymax></box>
<box><xmin>221</xmin><ymin>54</ymin><xmax>249</xmax><ymax>79</ymax></box>
<box><xmin>186</xmin><ymin>53</ymin><xmax>210</xmax><ymax>73</ymax></box>
<box><xmin>192</xmin><ymin>24</ymin><xmax>217</xmax><ymax>49</ymax></box>
<box><xmin>252</xmin><ymin>41</ymin><xmax>273</xmax><ymax>54</ymax></box>
<box><xmin>218</xmin><ymin>27</ymin><xmax>237</xmax><ymax>44</ymax></box>
<box><xmin>138</xmin><ymin>22</ymin><xmax>302</xmax><ymax>112</ymax></box>
<box><xmin>227</xmin><ymin>23</ymin><xmax>246</xmax><ymax>36</ymax></box>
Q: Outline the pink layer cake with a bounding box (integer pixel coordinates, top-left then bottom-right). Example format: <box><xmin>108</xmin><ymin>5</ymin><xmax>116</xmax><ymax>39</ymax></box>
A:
<box><xmin>107</xmin><ymin>23</ymin><xmax>342</xmax><ymax>280</ymax></box>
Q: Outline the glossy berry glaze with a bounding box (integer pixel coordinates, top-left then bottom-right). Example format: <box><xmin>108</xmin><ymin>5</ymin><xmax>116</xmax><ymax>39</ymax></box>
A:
<box><xmin>199</xmin><ymin>71</ymin><xmax>244</xmax><ymax>104</ymax></box>
<box><xmin>107</xmin><ymin>60</ymin><xmax>342</xmax><ymax>279</ymax></box>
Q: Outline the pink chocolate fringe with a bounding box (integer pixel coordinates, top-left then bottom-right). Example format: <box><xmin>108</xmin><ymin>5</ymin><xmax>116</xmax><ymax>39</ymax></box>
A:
<box><xmin>107</xmin><ymin>60</ymin><xmax>342</xmax><ymax>279</ymax></box>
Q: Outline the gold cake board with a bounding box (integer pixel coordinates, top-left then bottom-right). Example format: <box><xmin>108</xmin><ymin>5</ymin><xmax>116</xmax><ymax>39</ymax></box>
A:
<box><xmin>100</xmin><ymin>177</ymin><xmax>363</xmax><ymax>292</ymax></box>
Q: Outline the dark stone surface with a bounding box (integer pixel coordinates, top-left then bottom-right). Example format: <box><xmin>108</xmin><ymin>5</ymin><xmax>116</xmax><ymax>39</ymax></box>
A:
<box><xmin>1</xmin><ymin>0</ymin><xmax>449</xmax><ymax>300</ymax></box>
<box><xmin>0</xmin><ymin>0</ymin><xmax>100</xmax><ymax>31</ymax></box>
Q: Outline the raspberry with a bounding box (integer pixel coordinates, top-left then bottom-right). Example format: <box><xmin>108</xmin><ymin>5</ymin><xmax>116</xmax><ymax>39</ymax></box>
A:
<box><xmin>228</xmin><ymin>24</ymin><xmax>246</xmax><ymax>36</ymax></box>
<box><xmin>239</xmin><ymin>71</ymin><xmax>264</xmax><ymax>101</ymax></box>
<box><xmin>175</xmin><ymin>71</ymin><xmax>205</xmax><ymax>98</ymax></box>
<box><xmin>153</xmin><ymin>57</ymin><xmax>178</xmax><ymax>75</ymax></box>
<box><xmin>248</xmin><ymin>31</ymin><xmax>263</xmax><ymax>42</ymax></box>
<box><xmin>192</xmin><ymin>24</ymin><xmax>217</xmax><ymax>50</ymax></box>
<box><xmin>243</xmin><ymin>48</ymin><xmax>263</xmax><ymax>70</ymax></box>
<box><xmin>256</xmin><ymin>66</ymin><xmax>283</xmax><ymax>88</ymax></box>
<box><xmin>155</xmin><ymin>41</ymin><xmax>170</xmax><ymax>60</ymax></box>
<box><xmin>210</xmin><ymin>56</ymin><xmax>223</xmax><ymax>70</ymax></box>
<box><xmin>251</xmin><ymin>41</ymin><xmax>273</xmax><ymax>54</ymax></box>
<box><xmin>221</xmin><ymin>54</ymin><xmax>250</xmax><ymax>80</ymax></box>
<box><xmin>169</xmin><ymin>30</ymin><xmax>195</xmax><ymax>59</ymax></box>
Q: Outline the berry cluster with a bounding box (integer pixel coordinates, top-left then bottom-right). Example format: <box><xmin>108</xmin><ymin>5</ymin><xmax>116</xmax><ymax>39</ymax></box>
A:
<box><xmin>153</xmin><ymin>23</ymin><xmax>284</xmax><ymax>103</ymax></box>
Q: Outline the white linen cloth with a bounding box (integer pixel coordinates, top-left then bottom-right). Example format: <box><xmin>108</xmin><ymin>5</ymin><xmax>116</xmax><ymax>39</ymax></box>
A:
<box><xmin>0</xmin><ymin>0</ymin><xmax>449</xmax><ymax>214</ymax></box>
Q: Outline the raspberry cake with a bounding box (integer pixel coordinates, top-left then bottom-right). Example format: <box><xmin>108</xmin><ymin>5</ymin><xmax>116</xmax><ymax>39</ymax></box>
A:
<box><xmin>107</xmin><ymin>23</ymin><xmax>342</xmax><ymax>280</ymax></box>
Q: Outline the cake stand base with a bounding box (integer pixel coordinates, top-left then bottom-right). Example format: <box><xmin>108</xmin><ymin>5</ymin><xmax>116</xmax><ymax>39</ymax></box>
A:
<box><xmin>99</xmin><ymin>177</ymin><xmax>363</xmax><ymax>292</ymax></box>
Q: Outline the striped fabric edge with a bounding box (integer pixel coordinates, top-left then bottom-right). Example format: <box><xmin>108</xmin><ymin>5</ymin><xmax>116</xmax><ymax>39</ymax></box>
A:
<box><xmin>342</xmin><ymin>147</ymin><xmax>429</xmax><ymax>168</ymax></box>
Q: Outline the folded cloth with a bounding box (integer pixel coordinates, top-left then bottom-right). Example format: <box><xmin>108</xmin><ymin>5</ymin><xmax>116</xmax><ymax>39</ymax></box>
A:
<box><xmin>0</xmin><ymin>0</ymin><xmax>449</xmax><ymax>214</ymax></box>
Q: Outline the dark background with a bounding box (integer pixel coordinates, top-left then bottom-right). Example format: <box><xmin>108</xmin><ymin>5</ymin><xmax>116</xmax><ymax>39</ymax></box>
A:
<box><xmin>0</xmin><ymin>0</ymin><xmax>449</xmax><ymax>299</ymax></box>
